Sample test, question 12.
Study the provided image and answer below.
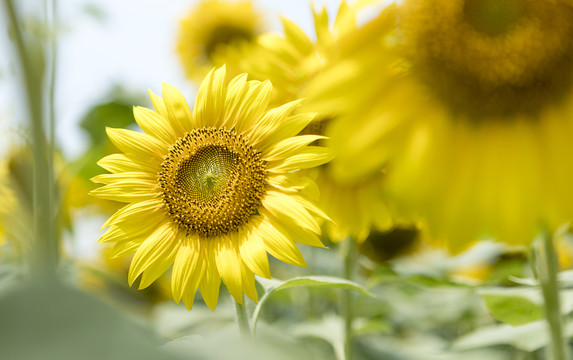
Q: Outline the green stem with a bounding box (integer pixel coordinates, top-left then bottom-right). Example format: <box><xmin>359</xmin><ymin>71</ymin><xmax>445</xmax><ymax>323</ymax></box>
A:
<box><xmin>46</xmin><ymin>0</ymin><xmax>57</xmax><ymax>246</ymax></box>
<box><xmin>538</xmin><ymin>232</ymin><xmax>570</xmax><ymax>360</ymax></box>
<box><xmin>342</xmin><ymin>237</ymin><xmax>357</xmax><ymax>360</ymax></box>
<box><xmin>3</xmin><ymin>0</ymin><xmax>57</xmax><ymax>279</ymax></box>
<box><xmin>233</xmin><ymin>295</ymin><xmax>250</xmax><ymax>337</ymax></box>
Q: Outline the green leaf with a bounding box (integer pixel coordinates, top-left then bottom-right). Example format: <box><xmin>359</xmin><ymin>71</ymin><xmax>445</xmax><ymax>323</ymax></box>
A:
<box><xmin>290</xmin><ymin>315</ymin><xmax>344</xmax><ymax>360</ymax></box>
<box><xmin>453</xmin><ymin>322</ymin><xmax>549</xmax><ymax>352</ymax></box>
<box><xmin>252</xmin><ymin>276</ymin><xmax>371</xmax><ymax>335</ymax></box>
<box><xmin>481</xmin><ymin>293</ymin><xmax>544</xmax><ymax>326</ymax></box>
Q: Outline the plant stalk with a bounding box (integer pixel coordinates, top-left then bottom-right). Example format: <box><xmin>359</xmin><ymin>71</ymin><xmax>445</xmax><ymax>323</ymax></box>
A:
<box><xmin>234</xmin><ymin>295</ymin><xmax>251</xmax><ymax>337</ymax></box>
<box><xmin>538</xmin><ymin>232</ymin><xmax>570</xmax><ymax>360</ymax></box>
<box><xmin>3</xmin><ymin>0</ymin><xmax>58</xmax><ymax>279</ymax></box>
<box><xmin>343</xmin><ymin>237</ymin><xmax>357</xmax><ymax>360</ymax></box>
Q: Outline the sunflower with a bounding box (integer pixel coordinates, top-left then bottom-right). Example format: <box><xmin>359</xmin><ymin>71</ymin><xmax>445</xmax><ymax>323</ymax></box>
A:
<box><xmin>176</xmin><ymin>0</ymin><xmax>263</xmax><ymax>82</ymax></box>
<box><xmin>306</xmin><ymin>1</ymin><xmax>573</xmax><ymax>252</ymax></box>
<box><xmin>240</xmin><ymin>2</ymin><xmax>393</xmax><ymax>242</ymax></box>
<box><xmin>91</xmin><ymin>67</ymin><xmax>332</xmax><ymax>310</ymax></box>
<box><xmin>0</xmin><ymin>164</ymin><xmax>12</xmax><ymax>250</ymax></box>
<box><xmin>243</xmin><ymin>1</ymin><xmax>359</xmax><ymax>105</ymax></box>
<box><xmin>0</xmin><ymin>149</ymin><xmax>36</xmax><ymax>256</ymax></box>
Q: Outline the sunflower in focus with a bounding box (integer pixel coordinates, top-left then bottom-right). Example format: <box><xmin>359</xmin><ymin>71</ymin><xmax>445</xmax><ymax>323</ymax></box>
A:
<box><xmin>242</xmin><ymin>2</ymin><xmax>393</xmax><ymax>242</ymax></box>
<box><xmin>176</xmin><ymin>0</ymin><xmax>263</xmax><ymax>82</ymax></box>
<box><xmin>307</xmin><ymin>1</ymin><xmax>573</xmax><ymax>252</ymax></box>
<box><xmin>91</xmin><ymin>67</ymin><xmax>332</xmax><ymax>310</ymax></box>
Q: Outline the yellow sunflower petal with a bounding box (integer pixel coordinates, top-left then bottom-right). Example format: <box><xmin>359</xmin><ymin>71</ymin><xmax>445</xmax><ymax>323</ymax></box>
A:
<box><xmin>333</xmin><ymin>1</ymin><xmax>356</xmax><ymax>36</ymax></box>
<box><xmin>199</xmin><ymin>242</ymin><xmax>222</xmax><ymax>311</ymax></box>
<box><xmin>193</xmin><ymin>67</ymin><xmax>228</xmax><ymax>128</ymax></box>
<box><xmin>268</xmin><ymin>146</ymin><xmax>333</xmax><ymax>173</ymax></box>
<box><xmin>98</xmin><ymin>214</ymin><xmax>162</xmax><ymax>244</ymax></box>
<box><xmin>257</xmin><ymin>218</ymin><xmax>306</xmax><ymax>267</ymax></box>
<box><xmin>89</xmin><ymin>179</ymin><xmax>158</xmax><ymax>203</ymax></box>
<box><xmin>214</xmin><ymin>234</ymin><xmax>244</xmax><ymax>303</ymax></box>
<box><xmin>128</xmin><ymin>222</ymin><xmax>178</xmax><ymax>285</ymax></box>
<box><xmin>97</xmin><ymin>153</ymin><xmax>159</xmax><ymax>174</ymax></box>
<box><xmin>133</xmin><ymin>105</ymin><xmax>177</xmax><ymax>144</ymax></box>
<box><xmin>228</xmin><ymin>79</ymin><xmax>272</xmax><ymax>133</ymax></box>
<box><xmin>291</xmin><ymin>194</ymin><xmax>332</xmax><ymax>223</ymax></box>
<box><xmin>248</xmin><ymin>99</ymin><xmax>303</xmax><ymax>147</ymax></box>
<box><xmin>238</xmin><ymin>223</ymin><xmax>271</xmax><ymax>278</ymax></box>
<box><xmin>281</xmin><ymin>17</ymin><xmax>313</xmax><ymax>55</ymax></box>
<box><xmin>256</xmin><ymin>113</ymin><xmax>317</xmax><ymax>152</ymax></box>
<box><xmin>110</xmin><ymin>239</ymin><xmax>144</xmax><ymax>258</ymax></box>
<box><xmin>240</xmin><ymin>262</ymin><xmax>258</xmax><ymax>302</ymax></box>
<box><xmin>162</xmin><ymin>83</ymin><xmax>194</xmax><ymax>133</ymax></box>
<box><xmin>101</xmin><ymin>198</ymin><xmax>164</xmax><ymax>230</ymax></box>
<box><xmin>263</xmin><ymin>135</ymin><xmax>326</xmax><ymax>162</ymax></box>
<box><xmin>139</xmin><ymin>242</ymin><xmax>179</xmax><ymax>290</ymax></box>
<box><xmin>223</xmin><ymin>73</ymin><xmax>249</xmax><ymax>128</ymax></box>
<box><xmin>90</xmin><ymin>172</ymin><xmax>156</xmax><ymax>185</ymax></box>
<box><xmin>262</xmin><ymin>190</ymin><xmax>321</xmax><ymax>233</ymax></box>
<box><xmin>313</xmin><ymin>6</ymin><xmax>333</xmax><ymax>47</ymax></box>
<box><xmin>148</xmin><ymin>89</ymin><xmax>169</xmax><ymax>117</ymax></box>
<box><xmin>172</xmin><ymin>235</ymin><xmax>206</xmax><ymax>306</ymax></box>
<box><xmin>269</xmin><ymin>215</ymin><xmax>327</xmax><ymax>249</ymax></box>
<box><xmin>106</xmin><ymin>127</ymin><xmax>165</xmax><ymax>162</ymax></box>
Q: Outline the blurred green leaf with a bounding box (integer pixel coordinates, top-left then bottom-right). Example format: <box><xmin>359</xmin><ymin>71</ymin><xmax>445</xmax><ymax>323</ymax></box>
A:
<box><xmin>452</xmin><ymin>321</ymin><xmax>551</xmax><ymax>352</ymax></box>
<box><xmin>481</xmin><ymin>293</ymin><xmax>544</xmax><ymax>326</ymax></box>
<box><xmin>162</xmin><ymin>322</ymin><xmax>330</xmax><ymax>360</ymax></box>
<box><xmin>290</xmin><ymin>315</ymin><xmax>344</xmax><ymax>360</ymax></box>
<box><xmin>253</xmin><ymin>276</ymin><xmax>371</xmax><ymax>335</ymax></box>
<box><xmin>83</xmin><ymin>3</ymin><xmax>108</xmax><ymax>22</ymax></box>
<box><xmin>480</xmin><ymin>283</ymin><xmax>573</xmax><ymax>327</ymax></box>
<box><xmin>0</xmin><ymin>280</ymin><xmax>177</xmax><ymax>360</ymax></box>
<box><xmin>80</xmin><ymin>101</ymin><xmax>135</xmax><ymax>145</ymax></box>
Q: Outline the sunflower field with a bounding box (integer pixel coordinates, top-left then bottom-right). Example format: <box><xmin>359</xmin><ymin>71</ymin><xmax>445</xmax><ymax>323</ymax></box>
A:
<box><xmin>2</xmin><ymin>0</ymin><xmax>573</xmax><ymax>359</ymax></box>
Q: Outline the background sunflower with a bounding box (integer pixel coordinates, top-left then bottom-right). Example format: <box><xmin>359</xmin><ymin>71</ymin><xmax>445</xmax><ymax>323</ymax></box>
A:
<box><xmin>176</xmin><ymin>0</ymin><xmax>265</xmax><ymax>82</ymax></box>
<box><xmin>307</xmin><ymin>0</ymin><xmax>573</xmax><ymax>252</ymax></box>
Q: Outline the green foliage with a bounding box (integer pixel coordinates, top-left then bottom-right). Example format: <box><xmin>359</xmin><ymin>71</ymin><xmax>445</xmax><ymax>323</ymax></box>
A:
<box><xmin>0</xmin><ymin>280</ymin><xmax>175</xmax><ymax>360</ymax></box>
<box><xmin>253</xmin><ymin>276</ymin><xmax>371</xmax><ymax>335</ymax></box>
<box><xmin>480</xmin><ymin>288</ymin><xmax>544</xmax><ymax>326</ymax></box>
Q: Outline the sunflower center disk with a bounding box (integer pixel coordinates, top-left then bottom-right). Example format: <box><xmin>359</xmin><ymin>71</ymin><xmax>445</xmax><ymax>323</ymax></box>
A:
<box><xmin>159</xmin><ymin>128</ymin><xmax>267</xmax><ymax>238</ymax></box>
<box><xmin>204</xmin><ymin>25</ymin><xmax>254</xmax><ymax>60</ymax></box>
<box><xmin>404</xmin><ymin>0</ymin><xmax>573</xmax><ymax>118</ymax></box>
<box><xmin>464</xmin><ymin>0</ymin><xmax>523</xmax><ymax>36</ymax></box>
<box><xmin>177</xmin><ymin>146</ymin><xmax>235</xmax><ymax>202</ymax></box>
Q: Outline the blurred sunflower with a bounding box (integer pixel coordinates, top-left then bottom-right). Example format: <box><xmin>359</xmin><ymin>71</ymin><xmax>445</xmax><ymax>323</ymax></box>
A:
<box><xmin>307</xmin><ymin>0</ymin><xmax>573</xmax><ymax>252</ymax></box>
<box><xmin>0</xmin><ymin>162</ymin><xmax>17</xmax><ymax>252</ymax></box>
<box><xmin>0</xmin><ymin>146</ymin><xmax>73</xmax><ymax>257</ymax></box>
<box><xmin>242</xmin><ymin>2</ymin><xmax>393</xmax><ymax>242</ymax></box>
<box><xmin>91</xmin><ymin>67</ymin><xmax>332</xmax><ymax>310</ymax></box>
<box><xmin>243</xmin><ymin>1</ymin><xmax>358</xmax><ymax>105</ymax></box>
<box><xmin>176</xmin><ymin>0</ymin><xmax>264</xmax><ymax>82</ymax></box>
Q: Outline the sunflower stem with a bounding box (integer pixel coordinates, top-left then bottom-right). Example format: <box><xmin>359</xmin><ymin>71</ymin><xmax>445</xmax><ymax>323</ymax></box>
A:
<box><xmin>233</xmin><ymin>295</ymin><xmax>251</xmax><ymax>337</ymax></box>
<box><xmin>537</xmin><ymin>231</ymin><xmax>570</xmax><ymax>360</ymax></box>
<box><xmin>3</xmin><ymin>0</ymin><xmax>58</xmax><ymax>279</ymax></box>
<box><xmin>342</xmin><ymin>237</ymin><xmax>357</xmax><ymax>360</ymax></box>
